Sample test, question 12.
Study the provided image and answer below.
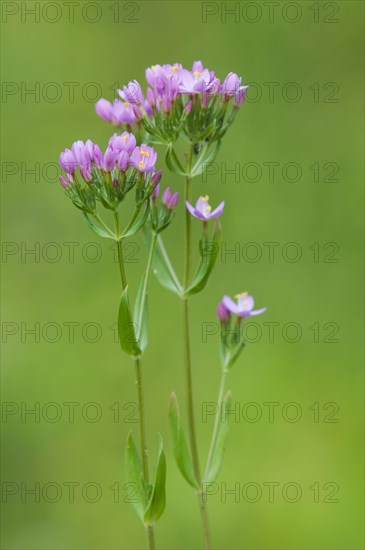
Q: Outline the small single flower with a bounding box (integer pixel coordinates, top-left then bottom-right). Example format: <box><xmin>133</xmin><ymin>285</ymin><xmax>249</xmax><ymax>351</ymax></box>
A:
<box><xmin>109</xmin><ymin>131</ymin><xmax>136</xmax><ymax>155</ymax></box>
<box><xmin>102</xmin><ymin>146</ymin><xmax>118</xmax><ymax>171</ymax></box>
<box><xmin>179</xmin><ymin>68</ymin><xmax>211</xmax><ymax>94</ymax></box>
<box><xmin>217</xmin><ymin>300</ymin><xmax>231</xmax><ymax>323</ymax></box>
<box><xmin>234</xmin><ymin>85</ymin><xmax>249</xmax><ymax>107</ymax></box>
<box><xmin>118</xmin><ymin>80</ymin><xmax>144</xmax><ymax>104</ymax></box>
<box><xmin>186</xmin><ymin>195</ymin><xmax>224</xmax><ymax>220</ymax></box>
<box><xmin>146</xmin><ymin>87</ymin><xmax>156</xmax><ymax>108</ymax></box>
<box><xmin>162</xmin><ymin>187</ymin><xmax>179</xmax><ymax>209</ymax></box>
<box><xmin>145</xmin><ymin>64</ymin><xmax>163</xmax><ymax>87</ymax></box>
<box><xmin>150</xmin><ymin>170</ymin><xmax>162</xmax><ymax>186</ymax></box>
<box><xmin>112</xmin><ymin>99</ymin><xmax>136</xmax><ymax>125</ymax></box>
<box><xmin>117</xmin><ymin>150</ymin><xmax>130</xmax><ymax>171</ymax></box>
<box><xmin>130</xmin><ymin>144</ymin><xmax>157</xmax><ymax>173</ymax></box>
<box><xmin>59</xmin><ymin>148</ymin><xmax>77</xmax><ymax>174</ymax></box>
<box><xmin>222</xmin><ymin>292</ymin><xmax>267</xmax><ymax>317</ymax></box>
<box><xmin>95</xmin><ymin>98</ymin><xmax>114</xmax><ymax>122</ymax></box>
<box><xmin>59</xmin><ymin>174</ymin><xmax>72</xmax><ymax>188</ymax></box>
<box><xmin>222</xmin><ymin>72</ymin><xmax>242</xmax><ymax>98</ymax></box>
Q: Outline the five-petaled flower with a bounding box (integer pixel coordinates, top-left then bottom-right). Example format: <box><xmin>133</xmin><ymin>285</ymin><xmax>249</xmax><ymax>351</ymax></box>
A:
<box><xmin>186</xmin><ymin>195</ymin><xmax>224</xmax><ymax>220</ymax></box>
<box><xmin>118</xmin><ymin>80</ymin><xmax>144</xmax><ymax>104</ymax></box>
<box><xmin>222</xmin><ymin>293</ymin><xmax>267</xmax><ymax>317</ymax></box>
<box><xmin>130</xmin><ymin>144</ymin><xmax>157</xmax><ymax>173</ymax></box>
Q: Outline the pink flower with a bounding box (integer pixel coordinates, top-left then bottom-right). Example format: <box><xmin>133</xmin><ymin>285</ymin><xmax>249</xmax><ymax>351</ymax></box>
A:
<box><xmin>130</xmin><ymin>144</ymin><xmax>157</xmax><ymax>173</ymax></box>
<box><xmin>186</xmin><ymin>195</ymin><xmax>224</xmax><ymax>220</ymax></box>
<box><xmin>222</xmin><ymin>293</ymin><xmax>267</xmax><ymax>317</ymax></box>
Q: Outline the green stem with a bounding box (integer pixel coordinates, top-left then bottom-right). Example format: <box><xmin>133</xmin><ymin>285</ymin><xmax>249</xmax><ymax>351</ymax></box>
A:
<box><xmin>182</xmin><ymin>144</ymin><xmax>212</xmax><ymax>550</ymax></box>
<box><xmin>113</xmin><ymin>211</ymin><xmax>156</xmax><ymax>550</ymax></box>
<box><xmin>204</xmin><ymin>368</ymin><xmax>228</xmax><ymax>481</ymax></box>
<box><xmin>134</xmin><ymin>356</ymin><xmax>156</xmax><ymax>550</ymax></box>
<box><xmin>113</xmin><ymin>211</ymin><xmax>127</xmax><ymax>289</ymax></box>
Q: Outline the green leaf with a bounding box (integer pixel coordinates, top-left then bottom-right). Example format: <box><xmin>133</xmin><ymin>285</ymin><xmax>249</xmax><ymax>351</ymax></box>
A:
<box><xmin>165</xmin><ymin>145</ymin><xmax>188</xmax><ymax>176</ymax></box>
<box><xmin>196</xmin><ymin>120</ymin><xmax>216</xmax><ymax>141</ymax></box>
<box><xmin>118</xmin><ymin>286</ymin><xmax>142</xmax><ymax>357</ymax></box>
<box><xmin>224</xmin><ymin>340</ymin><xmax>245</xmax><ymax>370</ymax></box>
<box><xmin>144</xmin><ymin>232</ymin><xmax>182</xmax><ymax>295</ymax></box>
<box><xmin>192</xmin><ymin>141</ymin><xmax>222</xmax><ymax>177</ymax></box>
<box><xmin>186</xmin><ymin>220</ymin><xmax>222</xmax><ymax>296</ymax></box>
<box><xmin>205</xmin><ymin>391</ymin><xmax>232</xmax><ymax>483</ymax></box>
<box><xmin>125</xmin><ymin>432</ymin><xmax>146</xmax><ymax>522</ymax></box>
<box><xmin>122</xmin><ymin>206</ymin><xmax>149</xmax><ymax>239</ymax></box>
<box><xmin>144</xmin><ymin>435</ymin><xmax>166</xmax><ymax>525</ymax></box>
<box><xmin>83</xmin><ymin>212</ymin><xmax>115</xmax><ymax>239</ymax></box>
<box><xmin>133</xmin><ymin>277</ymin><xmax>148</xmax><ymax>354</ymax></box>
<box><xmin>168</xmin><ymin>393</ymin><xmax>200</xmax><ymax>489</ymax></box>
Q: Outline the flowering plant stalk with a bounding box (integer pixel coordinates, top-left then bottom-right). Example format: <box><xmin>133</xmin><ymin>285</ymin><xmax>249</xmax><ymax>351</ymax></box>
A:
<box><xmin>58</xmin><ymin>59</ymin><xmax>267</xmax><ymax>550</ymax></box>
<box><xmin>58</xmin><ymin>135</ymin><xmax>179</xmax><ymax>549</ymax></box>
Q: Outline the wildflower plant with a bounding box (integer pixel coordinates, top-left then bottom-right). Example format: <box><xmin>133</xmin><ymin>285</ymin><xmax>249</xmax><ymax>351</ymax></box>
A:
<box><xmin>58</xmin><ymin>60</ymin><xmax>266</xmax><ymax>550</ymax></box>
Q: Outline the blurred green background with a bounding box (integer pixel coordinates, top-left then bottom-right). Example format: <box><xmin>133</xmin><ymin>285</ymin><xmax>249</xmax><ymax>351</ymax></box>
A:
<box><xmin>1</xmin><ymin>1</ymin><xmax>364</xmax><ymax>549</ymax></box>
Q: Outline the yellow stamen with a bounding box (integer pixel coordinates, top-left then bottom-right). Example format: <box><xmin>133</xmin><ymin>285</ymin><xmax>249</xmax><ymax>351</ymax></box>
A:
<box><xmin>122</xmin><ymin>134</ymin><xmax>128</xmax><ymax>140</ymax></box>
<box><xmin>124</xmin><ymin>102</ymin><xmax>130</xmax><ymax>107</ymax></box>
<box><xmin>193</xmin><ymin>70</ymin><xmax>202</xmax><ymax>78</ymax></box>
<box><xmin>206</xmin><ymin>205</ymin><xmax>212</xmax><ymax>212</ymax></box>
<box><xmin>200</xmin><ymin>195</ymin><xmax>209</xmax><ymax>202</ymax></box>
<box><xmin>235</xmin><ymin>291</ymin><xmax>248</xmax><ymax>299</ymax></box>
<box><xmin>140</xmin><ymin>148</ymin><xmax>150</xmax><ymax>157</ymax></box>
<box><xmin>138</xmin><ymin>160</ymin><xmax>144</xmax><ymax>169</ymax></box>
<box><xmin>171</xmin><ymin>65</ymin><xmax>179</xmax><ymax>73</ymax></box>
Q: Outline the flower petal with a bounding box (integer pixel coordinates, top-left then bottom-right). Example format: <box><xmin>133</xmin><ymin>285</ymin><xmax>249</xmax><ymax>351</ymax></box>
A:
<box><xmin>222</xmin><ymin>295</ymin><xmax>240</xmax><ymax>315</ymax></box>
<box><xmin>249</xmin><ymin>307</ymin><xmax>267</xmax><ymax>316</ymax></box>
<box><xmin>185</xmin><ymin>201</ymin><xmax>196</xmax><ymax>217</ymax></box>
<box><xmin>209</xmin><ymin>201</ymin><xmax>225</xmax><ymax>218</ymax></box>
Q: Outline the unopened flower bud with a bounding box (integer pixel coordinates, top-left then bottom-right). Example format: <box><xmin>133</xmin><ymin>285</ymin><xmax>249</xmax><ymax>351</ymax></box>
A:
<box><xmin>151</xmin><ymin>183</ymin><xmax>160</xmax><ymax>199</ymax></box>
<box><xmin>117</xmin><ymin>150</ymin><xmax>130</xmax><ymax>171</ymax></box>
<box><xmin>217</xmin><ymin>300</ymin><xmax>231</xmax><ymax>323</ymax></box>
<box><xmin>162</xmin><ymin>187</ymin><xmax>178</xmax><ymax>209</ymax></box>
<box><xmin>184</xmin><ymin>100</ymin><xmax>192</xmax><ymax>114</ymax></box>
<box><xmin>151</xmin><ymin>170</ymin><xmax>162</xmax><ymax>185</ymax></box>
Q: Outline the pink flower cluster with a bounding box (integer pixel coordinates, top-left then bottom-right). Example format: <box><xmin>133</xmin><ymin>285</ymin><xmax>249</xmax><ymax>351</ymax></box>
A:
<box><xmin>59</xmin><ymin>132</ymin><xmax>158</xmax><ymax>187</ymax></box>
<box><xmin>95</xmin><ymin>60</ymin><xmax>248</xmax><ymax>124</ymax></box>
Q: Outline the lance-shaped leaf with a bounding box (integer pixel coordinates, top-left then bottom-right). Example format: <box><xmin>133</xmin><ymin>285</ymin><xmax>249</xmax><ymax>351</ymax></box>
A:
<box><xmin>168</xmin><ymin>393</ymin><xmax>200</xmax><ymax>489</ymax></box>
<box><xmin>223</xmin><ymin>340</ymin><xmax>246</xmax><ymax>370</ymax></box>
<box><xmin>192</xmin><ymin>141</ymin><xmax>222</xmax><ymax>177</ymax></box>
<box><xmin>185</xmin><ymin>220</ymin><xmax>222</xmax><ymax>296</ymax></box>
<box><xmin>165</xmin><ymin>145</ymin><xmax>188</xmax><ymax>176</ymax></box>
<box><xmin>83</xmin><ymin>212</ymin><xmax>115</xmax><ymax>239</ymax></box>
<box><xmin>195</xmin><ymin>119</ymin><xmax>216</xmax><ymax>142</ymax></box>
<box><xmin>122</xmin><ymin>206</ymin><xmax>150</xmax><ymax>239</ymax></box>
<box><xmin>118</xmin><ymin>286</ymin><xmax>141</xmax><ymax>357</ymax></box>
<box><xmin>144</xmin><ymin>232</ymin><xmax>182</xmax><ymax>296</ymax></box>
<box><xmin>125</xmin><ymin>432</ymin><xmax>146</xmax><ymax>522</ymax></box>
<box><xmin>144</xmin><ymin>435</ymin><xmax>166</xmax><ymax>525</ymax></box>
<box><xmin>133</xmin><ymin>277</ymin><xmax>148</xmax><ymax>354</ymax></box>
<box><xmin>204</xmin><ymin>391</ymin><xmax>232</xmax><ymax>483</ymax></box>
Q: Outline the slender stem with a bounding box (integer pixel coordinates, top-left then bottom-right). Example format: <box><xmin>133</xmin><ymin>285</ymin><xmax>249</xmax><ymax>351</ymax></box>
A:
<box><xmin>182</xmin><ymin>144</ymin><xmax>212</xmax><ymax>549</ymax></box>
<box><xmin>134</xmin><ymin>357</ymin><xmax>156</xmax><ymax>549</ymax></box>
<box><xmin>113</xmin><ymin>211</ymin><xmax>127</xmax><ymax>289</ymax></box>
<box><xmin>113</xmin><ymin>211</ymin><xmax>155</xmax><ymax>549</ymax></box>
<box><xmin>204</xmin><ymin>368</ymin><xmax>228</xmax><ymax>481</ymax></box>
